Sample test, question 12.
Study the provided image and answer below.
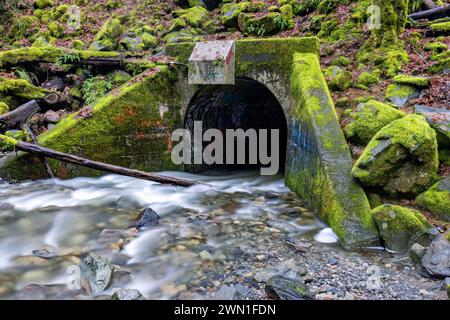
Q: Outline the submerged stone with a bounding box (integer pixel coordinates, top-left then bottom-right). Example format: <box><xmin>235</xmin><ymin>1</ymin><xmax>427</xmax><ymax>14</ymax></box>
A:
<box><xmin>136</xmin><ymin>207</ymin><xmax>160</xmax><ymax>230</ymax></box>
<box><xmin>385</xmin><ymin>84</ymin><xmax>420</xmax><ymax>107</ymax></box>
<box><xmin>265</xmin><ymin>275</ymin><xmax>314</xmax><ymax>300</ymax></box>
<box><xmin>352</xmin><ymin>115</ymin><xmax>439</xmax><ymax>196</ymax></box>
<box><xmin>81</xmin><ymin>254</ymin><xmax>114</xmax><ymax>294</ymax></box>
<box><xmin>414</xmin><ymin>105</ymin><xmax>450</xmax><ymax>148</ymax></box>
<box><xmin>111</xmin><ymin>289</ymin><xmax>146</xmax><ymax>300</ymax></box>
<box><xmin>371</xmin><ymin>204</ymin><xmax>438</xmax><ymax>253</ymax></box>
<box><xmin>416</xmin><ymin>177</ymin><xmax>450</xmax><ymax>222</ymax></box>
<box><xmin>344</xmin><ymin>100</ymin><xmax>405</xmax><ymax>145</ymax></box>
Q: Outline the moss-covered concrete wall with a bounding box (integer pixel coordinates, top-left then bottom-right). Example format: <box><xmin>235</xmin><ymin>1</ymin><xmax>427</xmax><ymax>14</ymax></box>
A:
<box><xmin>0</xmin><ymin>67</ymin><xmax>182</xmax><ymax>179</ymax></box>
<box><xmin>167</xmin><ymin>37</ymin><xmax>320</xmax><ymax>116</ymax></box>
<box><xmin>285</xmin><ymin>52</ymin><xmax>379</xmax><ymax>249</ymax></box>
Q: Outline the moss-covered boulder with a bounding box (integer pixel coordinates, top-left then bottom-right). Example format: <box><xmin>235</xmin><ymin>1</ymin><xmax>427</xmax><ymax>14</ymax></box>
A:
<box><xmin>89</xmin><ymin>18</ymin><xmax>124</xmax><ymax>51</ymax></box>
<box><xmin>414</xmin><ymin>105</ymin><xmax>450</xmax><ymax>148</ymax></box>
<box><xmin>183</xmin><ymin>6</ymin><xmax>209</xmax><ymax>27</ymax></box>
<box><xmin>220</xmin><ymin>1</ymin><xmax>264</xmax><ymax>27</ymax></box>
<box><xmin>322</xmin><ymin>66</ymin><xmax>352</xmax><ymax>91</ymax></box>
<box><xmin>393</xmin><ymin>75</ymin><xmax>429</xmax><ymax>88</ymax></box>
<box><xmin>344</xmin><ymin>100</ymin><xmax>405</xmax><ymax>145</ymax></box>
<box><xmin>356</xmin><ymin>71</ymin><xmax>379</xmax><ymax>88</ymax></box>
<box><xmin>430</xmin><ymin>21</ymin><xmax>450</xmax><ymax>35</ymax></box>
<box><xmin>385</xmin><ymin>83</ymin><xmax>420</xmax><ymax>107</ymax></box>
<box><xmin>371</xmin><ymin>204</ymin><xmax>437</xmax><ymax>253</ymax></box>
<box><xmin>0</xmin><ymin>102</ymin><xmax>9</xmax><ymax>115</ymax></box>
<box><xmin>416</xmin><ymin>178</ymin><xmax>450</xmax><ymax>222</ymax></box>
<box><xmin>352</xmin><ymin>115</ymin><xmax>439</xmax><ymax>196</ymax></box>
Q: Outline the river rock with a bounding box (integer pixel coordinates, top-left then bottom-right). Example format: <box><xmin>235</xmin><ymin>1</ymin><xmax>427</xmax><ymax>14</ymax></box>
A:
<box><xmin>371</xmin><ymin>204</ymin><xmax>438</xmax><ymax>253</ymax></box>
<box><xmin>81</xmin><ymin>254</ymin><xmax>114</xmax><ymax>294</ymax></box>
<box><xmin>421</xmin><ymin>234</ymin><xmax>450</xmax><ymax>279</ymax></box>
<box><xmin>416</xmin><ymin>177</ymin><xmax>450</xmax><ymax>222</ymax></box>
<box><xmin>265</xmin><ymin>275</ymin><xmax>314</xmax><ymax>300</ymax></box>
<box><xmin>410</xmin><ymin>243</ymin><xmax>427</xmax><ymax>264</ymax></box>
<box><xmin>111</xmin><ymin>289</ymin><xmax>146</xmax><ymax>300</ymax></box>
<box><xmin>385</xmin><ymin>84</ymin><xmax>420</xmax><ymax>107</ymax></box>
<box><xmin>212</xmin><ymin>285</ymin><xmax>243</xmax><ymax>300</ymax></box>
<box><xmin>414</xmin><ymin>105</ymin><xmax>450</xmax><ymax>148</ymax></box>
<box><xmin>352</xmin><ymin>115</ymin><xmax>439</xmax><ymax>196</ymax></box>
<box><xmin>136</xmin><ymin>207</ymin><xmax>160</xmax><ymax>230</ymax></box>
<box><xmin>344</xmin><ymin>100</ymin><xmax>405</xmax><ymax>145</ymax></box>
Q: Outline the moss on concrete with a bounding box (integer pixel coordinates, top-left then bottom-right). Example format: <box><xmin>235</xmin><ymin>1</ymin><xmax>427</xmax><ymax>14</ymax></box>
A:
<box><xmin>0</xmin><ymin>67</ymin><xmax>183</xmax><ymax>180</ymax></box>
<box><xmin>416</xmin><ymin>178</ymin><xmax>450</xmax><ymax>222</ymax></box>
<box><xmin>286</xmin><ymin>52</ymin><xmax>379</xmax><ymax>249</ymax></box>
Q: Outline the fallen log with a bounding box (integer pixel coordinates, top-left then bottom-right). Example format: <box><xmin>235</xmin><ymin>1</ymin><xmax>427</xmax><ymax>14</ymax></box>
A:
<box><xmin>409</xmin><ymin>5</ymin><xmax>450</xmax><ymax>20</ymax></box>
<box><xmin>422</xmin><ymin>0</ymin><xmax>437</xmax><ymax>10</ymax></box>
<box><xmin>0</xmin><ymin>100</ymin><xmax>41</xmax><ymax>132</ymax></box>
<box><xmin>0</xmin><ymin>135</ymin><xmax>198</xmax><ymax>187</ymax></box>
<box><xmin>24</xmin><ymin>124</ymin><xmax>54</xmax><ymax>179</ymax></box>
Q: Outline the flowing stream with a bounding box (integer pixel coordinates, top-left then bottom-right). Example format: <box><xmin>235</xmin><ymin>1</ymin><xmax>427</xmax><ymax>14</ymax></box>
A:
<box><xmin>0</xmin><ymin>170</ymin><xmax>338</xmax><ymax>299</ymax></box>
<box><xmin>0</xmin><ymin>171</ymin><xmax>442</xmax><ymax>300</ymax></box>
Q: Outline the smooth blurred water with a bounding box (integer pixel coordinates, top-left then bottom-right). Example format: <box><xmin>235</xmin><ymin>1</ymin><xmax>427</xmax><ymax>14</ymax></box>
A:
<box><xmin>0</xmin><ymin>170</ymin><xmax>336</xmax><ymax>299</ymax></box>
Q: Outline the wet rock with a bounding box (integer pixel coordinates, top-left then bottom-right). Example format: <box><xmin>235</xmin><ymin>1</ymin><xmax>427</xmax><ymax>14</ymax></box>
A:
<box><xmin>385</xmin><ymin>84</ymin><xmax>420</xmax><ymax>107</ymax></box>
<box><xmin>32</xmin><ymin>246</ymin><xmax>57</xmax><ymax>259</ymax></box>
<box><xmin>352</xmin><ymin>115</ymin><xmax>439</xmax><ymax>196</ymax></box>
<box><xmin>421</xmin><ymin>234</ymin><xmax>450</xmax><ymax>279</ymax></box>
<box><xmin>212</xmin><ymin>285</ymin><xmax>242</xmax><ymax>300</ymax></box>
<box><xmin>410</xmin><ymin>243</ymin><xmax>427</xmax><ymax>264</ymax></box>
<box><xmin>16</xmin><ymin>284</ymin><xmax>65</xmax><ymax>300</ymax></box>
<box><xmin>414</xmin><ymin>105</ymin><xmax>450</xmax><ymax>148</ymax></box>
<box><xmin>81</xmin><ymin>254</ymin><xmax>114</xmax><ymax>294</ymax></box>
<box><xmin>416</xmin><ymin>177</ymin><xmax>450</xmax><ymax>222</ymax></box>
<box><xmin>265</xmin><ymin>276</ymin><xmax>314</xmax><ymax>300</ymax></box>
<box><xmin>43</xmin><ymin>110</ymin><xmax>61</xmax><ymax>123</ymax></box>
<box><xmin>111</xmin><ymin>289</ymin><xmax>146</xmax><ymax>300</ymax></box>
<box><xmin>136</xmin><ymin>207</ymin><xmax>160</xmax><ymax>230</ymax></box>
<box><xmin>372</xmin><ymin>204</ymin><xmax>438</xmax><ymax>253</ymax></box>
<box><xmin>343</xmin><ymin>100</ymin><xmax>405</xmax><ymax>145</ymax></box>
<box><xmin>254</xmin><ymin>259</ymin><xmax>301</xmax><ymax>282</ymax></box>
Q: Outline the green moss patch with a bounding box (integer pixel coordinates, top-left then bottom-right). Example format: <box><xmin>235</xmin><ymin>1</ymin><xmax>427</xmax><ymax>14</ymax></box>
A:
<box><xmin>371</xmin><ymin>204</ymin><xmax>437</xmax><ymax>253</ymax></box>
<box><xmin>352</xmin><ymin>115</ymin><xmax>439</xmax><ymax>196</ymax></box>
<box><xmin>416</xmin><ymin>178</ymin><xmax>450</xmax><ymax>222</ymax></box>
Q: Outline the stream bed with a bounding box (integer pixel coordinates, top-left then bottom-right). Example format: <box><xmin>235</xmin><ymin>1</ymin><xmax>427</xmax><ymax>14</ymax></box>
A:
<box><xmin>0</xmin><ymin>171</ymin><xmax>445</xmax><ymax>300</ymax></box>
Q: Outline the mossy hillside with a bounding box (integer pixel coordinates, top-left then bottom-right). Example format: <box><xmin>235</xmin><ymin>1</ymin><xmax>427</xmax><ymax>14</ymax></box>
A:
<box><xmin>0</xmin><ymin>67</ymin><xmax>183</xmax><ymax>180</ymax></box>
<box><xmin>286</xmin><ymin>52</ymin><xmax>379</xmax><ymax>249</ymax></box>
<box><xmin>352</xmin><ymin>115</ymin><xmax>439</xmax><ymax>196</ymax></box>
<box><xmin>371</xmin><ymin>204</ymin><xmax>437</xmax><ymax>253</ymax></box>
<box><xmin>416</xmin><ymin>178</ymin><xmax>450</xmax><ymax>222</ymax></box>
<box><xmin>344</xmin><ymin>100</ymin><xmax>406</xmax><ymax>145</ymax></box>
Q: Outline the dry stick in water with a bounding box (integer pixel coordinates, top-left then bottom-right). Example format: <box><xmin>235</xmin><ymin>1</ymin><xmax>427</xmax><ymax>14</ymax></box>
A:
<box><xmin>0</xmin><ymin>135</ymin><xmax>197</xmax><ymax>187</ymax></box>
<box><xmin>23</xmin><ymin>125</ymin><xmax>54</xmax><ymax>179</ymax></box>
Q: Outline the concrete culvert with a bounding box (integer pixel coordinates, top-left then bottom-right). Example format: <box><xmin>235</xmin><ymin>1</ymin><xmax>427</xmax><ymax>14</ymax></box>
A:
<box><xmin>185</xmin><ymin>78</ymin><xmax>287</xmax><ymax>174</ymax></box>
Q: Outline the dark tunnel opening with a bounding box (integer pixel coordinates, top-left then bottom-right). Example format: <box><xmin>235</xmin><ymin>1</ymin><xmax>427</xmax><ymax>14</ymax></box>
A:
<box><xmin>184</xmin><ymin>78</ymin><xmax>288</xmax><ymax>175</ymax></box>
